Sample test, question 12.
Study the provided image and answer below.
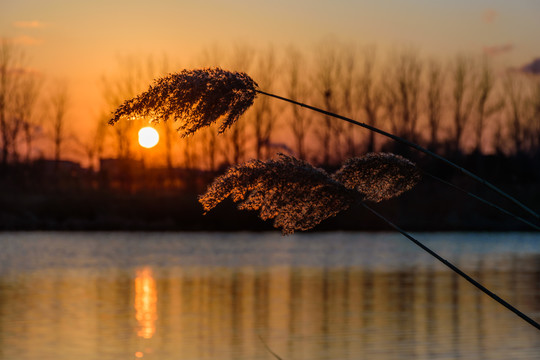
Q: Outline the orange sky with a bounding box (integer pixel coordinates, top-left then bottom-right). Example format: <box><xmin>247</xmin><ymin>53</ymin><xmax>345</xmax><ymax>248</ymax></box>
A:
<box><xmin>1</xmin><ymin>0</ymin><xmax>539</xmax><ymax>164</ymax></box>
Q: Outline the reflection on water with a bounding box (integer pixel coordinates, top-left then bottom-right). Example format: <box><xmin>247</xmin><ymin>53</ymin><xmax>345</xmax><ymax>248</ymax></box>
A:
<box><xmin>135</xmin><ymin>267</ymin><xmax>158</xmax><ymax>340</ymax></box>
<box><xmin>0</xmin><ymin>232</ymin><xmax>539</xmax><ymax>360</ymax></box>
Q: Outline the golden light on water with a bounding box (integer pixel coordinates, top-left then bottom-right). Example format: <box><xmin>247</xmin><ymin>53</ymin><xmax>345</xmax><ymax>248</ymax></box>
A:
<box><xmin>138</xmin><ymin>127</ymin><xmax>159</xmax><ymax>149</ymax></box>
<box><xmin>135</xmin><ymin>267</ymin><xmax>158</xmax><ymax>339</ymax></box>
<box><xmin>1</xmin><ymin>233</ymin><xmax>539</xmax><ymax>359</ymax></box>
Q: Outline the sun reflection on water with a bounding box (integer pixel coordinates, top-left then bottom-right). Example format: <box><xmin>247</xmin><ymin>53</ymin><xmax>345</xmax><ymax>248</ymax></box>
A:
<box><xmin>1</xmin><ymin>233</ymin><xmax>539</xmax><ymax>359</ymax></box>
<box><xmin>135</xmin><ymin>267</ymin><xmax>158</xmax><ymax>339</ymax></box>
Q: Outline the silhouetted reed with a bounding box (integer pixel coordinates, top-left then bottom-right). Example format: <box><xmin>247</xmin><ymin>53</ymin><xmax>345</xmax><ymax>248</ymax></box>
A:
<box><xmin>200</xmin><ymin>153</ymin><xmax>420</xmax><ymax>234</ymax></box>
<box><xmin>109</xmin><ymin>68</ymin><xmax>258</xmax><ymax>136</ymax></box>
<box><xmin>361</xmin><ymin>202</ymin><xmax>540</xmax><ymax>331</ymax></box>
<box><xmin>110</xmin><ymin>67</ymin><xmax>540</xmax><ymax>331</ymax></box>
<box><xmin>333</xmin><ymin>152</ymin><xmax>421</xmax><ymax>203</ymax></box>
<box><xmin>200</xmin><ymin>153</ymin><xmax>540</xmax><ymax>330</ymax></box>
<box><xmin>110</xmin><ymin>67</ymin><xmax>538</xmax><ymax>222</ymax></box>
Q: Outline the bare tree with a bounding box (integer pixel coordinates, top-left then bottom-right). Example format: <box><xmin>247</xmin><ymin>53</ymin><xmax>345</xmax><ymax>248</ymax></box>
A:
<box><xmin>227</xmin><ymin>122</ymin><xmax>245</xmax><ymax>165</ymax></box>
<box><xmin>336</xmin><ymin>46</ymin><xmax>358</xmax><ymax>158</ymax></box>
<box><xmin>450</xmin><ymin>55</ymin><xmax>477</xmax><ymax>152</ymax></box>
<box><xmin>192</xmin><ymin>44</ymin><xmax>229</xmax><ymax>168</ymax></box>
<box><xmin>472</xmin><ymin>58</ymin><xmax>503</xmax><ymax>153</ymax></box>
<box><xmin>285</xmin><ymin>46</ymin><xmax>312</xmax><ymax>159</ymax></box>
<box><xmin>251</xmin><ymin>46</ymin><xmax>278</xmax><ymax>159</ymax></box>
<box><xmin>181</xmin><ymin>136</ymin><xmax>194</xmax><ymax>169</ymax></box>
<box><xmin>76</xmin><ymin>115</ymin><xmax>107</xmax><ymax>170</ymax></box>
<box><xmin>492</xmin><ymin>112</ymin><xmax>505</xmax><ymax>154</ymax></box>
<box><xmin>425</xmin><ymin>59</ymin><xmax>445</xmax><ymax>150</ymax></box>
<box><xmin>195</xmin><ymin>43</ymin><xmax>255</xmax><ymax>166</ymax></box>
<box><xmin>503</xmin><ymin>72</ymin><xmax>529</xmax><ymax>154</ymax></box>
<box><xmin>524</xmin><ymin>78</ymin><xmax>540</xmax><ymax>153</ymax></box>
<box><xmin>160</xmin><ymin>119</ymin><xmax>175</xmax><ymax>170</ymax></box>
<box><xmin>194</xmin><ymin>125</ymin><xmax>219</xmax><ymax>170</ymax></box>
<box><xmin>221</xmin><ymin>44</ymin><xmax>254</xmax><ymax>165</ymax></box>
<box><xmin>312</xmin><ymin>41</ymin><xmax>343</xmax><ymax>165</ymax></box>
<box><xmin>102</xmin><ymin>55</ymin><xmax>169</xmax><ymax>159</ymax></box>
<box><xmin>15</xmin><ymin>70</ymin><xmax>42</xmax><ymax>163</ymax></box>
<box><xmin>502</xmin><ymin>73</ymin><xmax>540</xmax><ymax>155</ymax></box>
<box><xmin>386</xmin><ymin>49</ymin><xmax>422</xmax><ymax>141</ymax></box>
<box><xmin>0</xmin><ymin>39</ymin><xmax>14</xmax><ymax>165</ymax></box>
<box><xmin>358</xmin><ymin>46</ymin><xmax>382</xmax><ymax>153</ymax></box>
<box><xmin>381</xmin><ymin>76</ymin><xmax>399</xmax><ymax>142</ymax></box>
<box><xmin>49</xmin><ymin>82</ymin><xmax>69</xmax><ymax>164</ymax></box>
<box><xmin>0</xmin><ymin>39</ymin><xmax>26</xmax><ymax>165</ymax></box>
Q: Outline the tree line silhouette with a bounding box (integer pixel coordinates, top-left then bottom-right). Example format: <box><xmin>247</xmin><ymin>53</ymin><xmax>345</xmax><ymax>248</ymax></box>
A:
<box><xmin>1</xmin><ymin>39</ymin><xmax>539</xmax><ymax>171</ymax></box>
<box><xmin>0</xmin><ymin>39</ymin><xmax>539</xmax><ymax>231</ymax></box>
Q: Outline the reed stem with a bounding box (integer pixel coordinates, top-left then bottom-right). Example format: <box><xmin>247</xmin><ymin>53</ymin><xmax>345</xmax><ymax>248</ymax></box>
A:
<box><xmin>422</xmin><ymin>171</ymin><xmax>540</xmax><ymax>231</ymax></box>
<box><xmin>361</xmin><ymin>202</ymin><xmax>540</xmax><ymax>331</ymax></box>
<box><xmin>255</xmin><ymin>89</ymin><xmax>539</xmax><ymax>221</ymax></box>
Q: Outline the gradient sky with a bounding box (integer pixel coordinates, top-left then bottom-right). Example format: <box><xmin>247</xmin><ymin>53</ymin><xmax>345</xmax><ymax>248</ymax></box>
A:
<box><xmin>1</xmin><ymin>0</ymin><xmax>539</xmax><ymax>159</ymax></box>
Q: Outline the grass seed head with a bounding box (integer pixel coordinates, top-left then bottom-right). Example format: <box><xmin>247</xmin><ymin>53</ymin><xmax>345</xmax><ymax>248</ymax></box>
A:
<box><xmin>333</xmin><ymin>152</ymin><xmax>422</xmax><ymax>202</ymax></box>
<box><xmin>199</xmin><ymin>154</ymin><xmax>354</xmax><ymax>234</ymax></box>
<box><xmin>109</xmin><ymin>68</ymin><xmax>258</xmax><ymax>136</ymax></box>
<box><xmin>200</xmin><ymin>153</ymin><xmax>421</xmax><ymax>234</ymax></box>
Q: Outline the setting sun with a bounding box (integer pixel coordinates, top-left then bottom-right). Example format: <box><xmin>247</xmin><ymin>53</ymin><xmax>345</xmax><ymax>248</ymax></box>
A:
<box><xmin>138</xmin><ymin>127</ymin><xmax>159</xmax><ymax>148</ymax></box>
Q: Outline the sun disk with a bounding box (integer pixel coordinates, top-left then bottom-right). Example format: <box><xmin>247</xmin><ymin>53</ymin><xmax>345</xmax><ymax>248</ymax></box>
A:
<box><xmin>138</xmin><ymin>127</ymin><xmax>159</xmax><ymax>148</ymax></box>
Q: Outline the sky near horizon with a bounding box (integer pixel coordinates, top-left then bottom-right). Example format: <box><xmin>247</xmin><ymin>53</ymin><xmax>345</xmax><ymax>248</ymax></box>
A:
<box><xmin>1</xmin><ymin>0</ymin><xmax>539</xmax><ymax>161</ymax></box>
<box><xmin>3</xmin><ymin>0</ymin><xmax>539</xmax><ymax>71</ymax></box>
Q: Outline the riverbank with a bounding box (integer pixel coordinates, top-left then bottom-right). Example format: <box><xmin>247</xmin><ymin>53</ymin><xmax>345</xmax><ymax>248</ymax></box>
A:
<box><xmin>1</xmin><ymin>153</ymin><xmax>539</xmax><ymax>232</ymax></box>
<box><xmin>1</xmin><ymin>180</ymin><xmax>538</xmax><ymax>232</ymax></box>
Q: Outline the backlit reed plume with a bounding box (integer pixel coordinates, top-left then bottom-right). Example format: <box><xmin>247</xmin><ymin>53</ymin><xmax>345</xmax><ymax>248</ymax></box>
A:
<box><xmin>333</xmin><ymin>153</ymin><xmax>421</xmax><ymax>202</ymax></box>
<box><xmin>199</xmin><ymin>153</ymin><xmax>421</xmax><ymax>234</ymax></box>
<box><xmin>110</xmin><ymin>67</ymin><xmax>540</xmax><ymax>330</ymax></box>
<box><xmin>200</xmin><ymin>152</ymin><xmax>540</xmax><ymax>330</ymax></box>
<box><xmin>109</xmin><ymin>68</ymin><xmax>258</xmax><ymax>136</ymax></box>
<box><xmin>109</xmin><ymin>67</ymin><xmax>537</xmax><ymax>221</ymax></box>
<box><xmin>200</xmin><ymin>153</ymin><xmax>540</xmax><ymax>331</ymax></box>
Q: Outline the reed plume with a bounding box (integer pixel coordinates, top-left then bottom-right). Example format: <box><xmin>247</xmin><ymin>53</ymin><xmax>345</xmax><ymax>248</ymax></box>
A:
<box><xmin>334</xmin><ymin>152</ymin><xmax>421</xmax><ymax>202</ymax></box>
<box><xmin>199</xmin><ymin>153</ymin><xmax>421</xmax><ymax>234</ymax></box>
<box><xmin>201</xmin><ymin>153</ymin><xmax>540</xmax><ymax>331</ymax></box>
<box><xmin>109</xmin><ymin>68</ymin><xmax>258</xmax><ymax>136</ymax></box>
<box><xmin>200</xmin><ymin>154</ymin><xmax>354</xmax><ymax>234</ymax></box>
<box><xmin>110</xmin><ymin>67</ymin><xmax>540</xmax><ymax>330</ymax></box>
<box><xmin>109</xmin><ymin>67</ymin><xmax>538</xmax><ymax>221</ymax></box>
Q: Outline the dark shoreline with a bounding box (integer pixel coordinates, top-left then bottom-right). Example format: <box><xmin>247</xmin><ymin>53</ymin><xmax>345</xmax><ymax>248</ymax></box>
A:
<box><xmin>1</xmin><ymin>152</ymin><xmax>539</xmax><ymax>232</ymax></box>
<box><xmin>2</xmin><ymin>186</ymin><xmax>537</xmax><ymax>232</ymax></box>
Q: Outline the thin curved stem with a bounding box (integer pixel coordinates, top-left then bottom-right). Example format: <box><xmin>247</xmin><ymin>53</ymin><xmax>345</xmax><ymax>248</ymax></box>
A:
<box><xmin>360</xmin><ymin>202</ymin><xmax>540</xmax><ymax>331</ymax></box>
<box><xmin>422</xmin><ymin>171</ymin><xmax>540</xmax><ymax>231</ymax></box>
<box><xmin>258</xmin><ymin>335</ymin><xmax>283</xmax><ymax>360</ymax></box>
<box><xmin>256</xmin><ymin>89</ymin><xmax>539</xmax><ymax>221</ymax></box>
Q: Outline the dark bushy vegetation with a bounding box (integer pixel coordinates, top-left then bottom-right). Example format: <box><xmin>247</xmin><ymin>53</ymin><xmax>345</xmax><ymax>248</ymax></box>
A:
<box><xmin>1</xmin><ymin>149</ymin><xmax>538</xmax><ymax>231</ymax></box>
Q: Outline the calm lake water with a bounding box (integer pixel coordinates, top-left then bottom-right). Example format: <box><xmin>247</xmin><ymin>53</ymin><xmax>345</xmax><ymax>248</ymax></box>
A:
<box><xmin>0</xmin><ymin>231</ymin><xmax>539</xmax><ymax>360</ymax></box>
